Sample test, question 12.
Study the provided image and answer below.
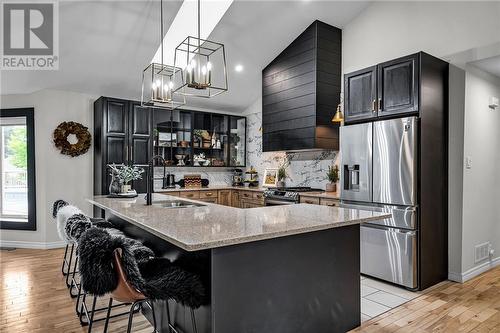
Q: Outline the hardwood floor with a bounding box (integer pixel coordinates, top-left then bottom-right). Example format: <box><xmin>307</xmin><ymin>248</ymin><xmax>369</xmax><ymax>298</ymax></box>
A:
<box><xmin>352</xmin><ymin>266</ymin><xmax>500</xmax><ymax>332</ymax></box>
<box><xmin>1</xmin><ymin>247</ymin><xmax>499</xmax><ymax>332</ymax></box>
<box><xmin>0</xmin><ymin>247</ymin><xmax>150</xmax><ymax>333</ymax></box>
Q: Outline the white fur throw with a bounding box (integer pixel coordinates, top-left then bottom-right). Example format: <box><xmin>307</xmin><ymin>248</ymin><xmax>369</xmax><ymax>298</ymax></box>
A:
<box><xmin>56</xmin><ymin>205</ymin><xmax>82</xmax><ymax>243</ymax></box>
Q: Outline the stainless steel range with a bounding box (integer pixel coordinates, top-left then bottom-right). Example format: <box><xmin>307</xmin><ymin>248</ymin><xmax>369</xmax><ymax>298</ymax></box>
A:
<box><xmin>263</xmin><ymin>187</ymin><xmax>323</xmax><ymax>206</ymax></box>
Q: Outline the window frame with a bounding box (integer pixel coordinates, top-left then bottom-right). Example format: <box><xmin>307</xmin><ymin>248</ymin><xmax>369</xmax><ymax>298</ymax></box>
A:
<box><xmin>0</xmin><ymin>108</ymin><xmax>36</xmax><ymax>231</ymax></box>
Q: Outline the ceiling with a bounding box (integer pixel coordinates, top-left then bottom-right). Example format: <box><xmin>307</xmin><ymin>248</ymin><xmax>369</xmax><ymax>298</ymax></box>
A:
<box><xmin>470</xmin><ymin>55</ymin><xmax>500</xmax><ymax>79</ymax></box>
<box><xmin>0</xmin><ymin>0</ymin><xmax>183</xmax><ymax>99</ymax></box>
<box><xmin>1</xmin><ymin>0</ymin><xmax>371</xmax><ymax>113</ymax></box>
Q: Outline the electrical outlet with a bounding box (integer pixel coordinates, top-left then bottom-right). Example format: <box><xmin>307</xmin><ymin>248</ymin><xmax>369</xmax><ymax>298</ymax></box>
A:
<box><xmin>465</xmin><ymin>156</ymin><xmax>472</xmax><ymax>169</ymax></box>
<box><xmin>475</xmin><ymin>242</ymin><xmax>491</xmax><ymax>263</ymax></box>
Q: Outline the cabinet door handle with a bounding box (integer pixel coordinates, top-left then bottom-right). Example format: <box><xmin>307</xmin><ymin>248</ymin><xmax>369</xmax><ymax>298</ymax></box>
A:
<box><xmin>206</xmin><ymin>192</ymin><xmax>213</xmax><ymax>196</ymax></box>
<box><xmin>378</xmin><ymin>98</ymin><xmax>382</xmax><ymax>112</ymax></box>
<box><xmin>372</xmin><ymin>99</ymin><xmax>377</xmax><ymax>113</ymax></box>
<box><xmin>130</xmin><ymin>146</ymin><xmax>133</xmax><ymax>163</ymax></box>
<box><xmin>186</xmin><ymin>193</ymin><xmax>193</xmax><ymax>197</ymax></box>
<box><xmin>305</xmin><ymin>200</ymin><xmax>314</xmax><ymax>204</ymax></box>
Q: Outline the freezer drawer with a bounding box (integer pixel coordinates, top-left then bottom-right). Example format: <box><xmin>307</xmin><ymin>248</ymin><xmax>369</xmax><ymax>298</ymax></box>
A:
<box><xmin>373</xmin><ymin>117</ymin><xmax>418</xmax><ymax>206</ymax></box>
<box><xmin>340</xmin><ymin>122</ymin><xmax>372</xmax><ymax>202</ymax></box>
<box><xmin>339</xmin><ymin>202</ymin><xmax>417</xmax><ymax>230</ymax></box>
<box><xmin>361</xmin><ymin>224</ymin><xmax>417</xmax><ymax>289</ymax></box>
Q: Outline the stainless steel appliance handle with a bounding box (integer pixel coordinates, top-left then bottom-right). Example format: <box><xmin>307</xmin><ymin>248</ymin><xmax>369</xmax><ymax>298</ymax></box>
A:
<box><xmin>361</xmin><ymin>223</ymin><xmax>416</xmax><ymax>235</ymax></box>
<box><xmin>265</xmin><ymin>199</ymin><xmax>296</xmax><ymax>206</ymax></box>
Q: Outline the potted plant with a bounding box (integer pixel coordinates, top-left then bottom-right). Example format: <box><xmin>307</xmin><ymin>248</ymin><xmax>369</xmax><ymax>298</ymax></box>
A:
<box><xmin>111</xmin><ymin>165</ymin><xmax>145</xmax><ymax>193</ymax></box>
<box><xmin>326</xmin><ymin>165</ymin><xmax>339</xmax><ymax>192</ymax></box>
<box><xmin>277</xmin><ymin>163</ymin><xmax>287</xmax><ymax>189</ymax></box>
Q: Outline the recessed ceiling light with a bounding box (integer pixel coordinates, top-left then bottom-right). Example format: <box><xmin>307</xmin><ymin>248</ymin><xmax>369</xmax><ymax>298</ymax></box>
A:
<box><xmin>235</xmin><ymin>64</ymin><xmax>244</xmax><ymax>72</ymax></box>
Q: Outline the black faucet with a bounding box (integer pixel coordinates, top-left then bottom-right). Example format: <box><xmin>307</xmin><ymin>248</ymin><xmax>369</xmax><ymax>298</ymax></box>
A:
<box><xmin>146</xmin><ymin>155</ymin><xmax>167</xmax><ymax>205</ymax></box>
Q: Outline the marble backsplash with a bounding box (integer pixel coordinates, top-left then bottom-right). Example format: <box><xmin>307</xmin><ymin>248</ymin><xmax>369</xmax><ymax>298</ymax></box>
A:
<box><xmin>154</xmin><ymin>108</ymin><xmax>339</xmax><ymax>190</ymax></box>
<box><xmin>246</xmin><ymin>111</ymin><xmax>339</xmax><ymax>190</ymax></box>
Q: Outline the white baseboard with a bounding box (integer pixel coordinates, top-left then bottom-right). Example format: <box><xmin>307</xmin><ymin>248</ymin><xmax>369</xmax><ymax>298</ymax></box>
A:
<box><xmin>0</xmin><ymin>240</ymin><xmax>66</xmax><ymax>250</ymax></box>
<box><xmin>448</xmin><ymin>256</ymin><xmax>500</xmax><ymax>283</ymax></box>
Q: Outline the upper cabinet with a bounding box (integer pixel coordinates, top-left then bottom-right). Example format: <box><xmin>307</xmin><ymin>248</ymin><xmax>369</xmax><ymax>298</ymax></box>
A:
<box><xmin>152</xmin><ymin>110</ymin><xmax>246</xmax><ymax>168</ymax></box>
<box><xmin>344</xmin><ymin>66</ymin><xmax>377</xmax><ymax>123</ymax></box>
<box><xmin>344</xmin><ymin>53</ymin><xmax>419</xmax><ymax>124</ymax></box>
<box><xmin>94</xmin><ymin>97</ymin><xmax>151</xmax><ymax>196</ymax></box>
<box><xmin>262</xmin><ymin>20</ymin><xmax>341</xmax><ymax>152</ymax></box>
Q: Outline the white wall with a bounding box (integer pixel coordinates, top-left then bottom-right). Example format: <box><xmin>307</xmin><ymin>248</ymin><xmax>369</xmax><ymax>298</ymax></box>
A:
<box><xmin>461</xmin><ymin>66</ymin><xmax>500</xmax><ymax>277</ymax></box>
<box><xmin>342</xmin><ymin>1</ymin><xmax>500</xmax><ymax>281</ymax></box>
<box><xmin>0</xmin><ymin>90</ymin><xmax>96</xmax><ymax>248</ymax></box>
<box><xmin>342</xmin><ymin>1</ymin><xmax>500</xmax><ymax>74</ymax></box>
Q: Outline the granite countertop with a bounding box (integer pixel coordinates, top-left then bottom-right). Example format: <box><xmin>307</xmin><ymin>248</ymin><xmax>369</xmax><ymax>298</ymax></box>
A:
<box><xmin>88</xmin><ymin>194</ymin><xmax>390</xmax><ymax>252</ymax></box>
<box><xmin>156</xmin><ymin>185</ymin><xmax>340</xmax><ymax>198</ymax></box>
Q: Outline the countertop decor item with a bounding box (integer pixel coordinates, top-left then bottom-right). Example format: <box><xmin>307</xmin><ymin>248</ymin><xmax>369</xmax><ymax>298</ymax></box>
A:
<box><xmin>326</xmin><ymin>165</ymin><xmax>339</xmax><ymax>192</ymax></box>
<box><xmin>140</xmin><ymin>0</ymin><xmax>185</xmax><ymax>110</ymax></box>
<box><xmin>53</xmin><ymin>121</ymin><xmax>92</xmax><ymax>157</ymax></box>
<box><xmin>172</xmin><ymin>0</ymin><xmax>228</xmax><ymax>98</ymax></box>
<box><xmin>109</xmin><ymin>164</ymin><xmax>144</xmax><ymax>193</ymax></box>
<box><xmin>184</xmin><ymin>174</ymin><xmax>202</xmax><ymax>188</ymax></box>
<box><xmin>262</xmin><ymin>168</ymin><xmax>278</xmax><ymax>188</ymax></box>
<box><xmin>276</xmin><ymin>163</ymin><xmax>288</xmax><ymax>189</ymax></box>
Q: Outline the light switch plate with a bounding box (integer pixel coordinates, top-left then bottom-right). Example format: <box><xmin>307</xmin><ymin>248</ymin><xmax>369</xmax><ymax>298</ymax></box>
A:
<box><xmin>465</xmin><ymin>156</ymin><xmax>472</xmax><ymax>169</ymax></box>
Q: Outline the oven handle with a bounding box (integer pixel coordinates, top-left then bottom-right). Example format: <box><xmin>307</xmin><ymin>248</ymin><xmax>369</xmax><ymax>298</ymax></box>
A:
<box><xmin>265</xmin><ymin>199</ymin><xmax>297</xmax><ymax>206</ymax></box>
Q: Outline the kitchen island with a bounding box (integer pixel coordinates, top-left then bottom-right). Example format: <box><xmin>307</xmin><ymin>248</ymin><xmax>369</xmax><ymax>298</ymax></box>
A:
<box><xmin>89</xmin><ymin>194</ymin><xmax>390</xmax><ymax>333</ymax></box>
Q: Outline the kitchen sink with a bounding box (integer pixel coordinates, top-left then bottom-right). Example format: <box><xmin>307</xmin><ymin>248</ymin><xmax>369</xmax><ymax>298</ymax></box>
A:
<box><xmin>151</xmin><ymin>200</ymin><xmax>205</xmax><ymax>209</ymax></box>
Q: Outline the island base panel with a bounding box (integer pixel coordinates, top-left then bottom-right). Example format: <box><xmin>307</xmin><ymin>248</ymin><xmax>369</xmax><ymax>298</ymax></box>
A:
<box><xmin>212</xmin><ymin>225</ymin><xmax>361</xmax><ymax>333</ymax></box>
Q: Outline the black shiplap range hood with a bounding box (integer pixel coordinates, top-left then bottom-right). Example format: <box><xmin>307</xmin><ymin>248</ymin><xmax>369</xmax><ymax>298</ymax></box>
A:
<box><xmin>262</xmin><ymin>20</ymin><xmax>341</xmax><ymax>152</ymax></box>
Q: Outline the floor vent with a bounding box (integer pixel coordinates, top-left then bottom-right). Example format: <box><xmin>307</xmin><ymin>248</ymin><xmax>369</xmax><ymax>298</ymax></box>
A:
<box><xmin>475</xmin><ymin>242</ymin><xmax>490</xmax><ymax>263</ymax></box>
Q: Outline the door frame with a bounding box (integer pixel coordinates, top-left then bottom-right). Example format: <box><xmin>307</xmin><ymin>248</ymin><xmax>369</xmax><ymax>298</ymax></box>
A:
<box><xmin>0</xmin><ymin>108</ymin><xmax>36</xmax><ymax>231</ymax></box>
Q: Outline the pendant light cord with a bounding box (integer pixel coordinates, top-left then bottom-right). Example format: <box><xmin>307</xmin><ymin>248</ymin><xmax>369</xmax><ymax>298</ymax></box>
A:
<box><xmin>160</xmin><ymin>0</ymin><xmax>164</xmax><ymax>66</ymax></box>
<box><xmin>198</xmin><ymin>0</ymin><xmax>201</xmax><ymax>41</ymax></box>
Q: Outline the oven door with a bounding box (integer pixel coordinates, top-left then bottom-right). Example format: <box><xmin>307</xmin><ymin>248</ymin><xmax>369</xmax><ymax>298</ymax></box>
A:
<box><xmin>265</xmin><ymin>199</ymin><xmax>296</xmax><ymax>206</ymax></box>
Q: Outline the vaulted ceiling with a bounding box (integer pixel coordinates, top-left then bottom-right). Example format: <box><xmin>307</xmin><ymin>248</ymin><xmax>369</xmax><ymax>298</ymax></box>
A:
<box><xmin>1</xmin><ymin>0</ymin><xmax>371</xmax><ymax>112</ymax></box>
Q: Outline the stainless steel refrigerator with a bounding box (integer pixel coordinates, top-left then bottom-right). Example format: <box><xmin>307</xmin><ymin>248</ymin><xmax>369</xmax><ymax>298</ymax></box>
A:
<box><xmin>341</xmin><ymin>117</ymin><xmax>418</xmax><ymax>289</ymax></box>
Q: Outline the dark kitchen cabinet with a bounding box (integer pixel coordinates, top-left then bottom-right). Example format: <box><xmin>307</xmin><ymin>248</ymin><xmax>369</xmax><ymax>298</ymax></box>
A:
<box><xmin>152</xmin><ymin>110</ymin><xmax>246</xmax><ymax>168</ymax></box>
<box><xmin>262</xmin><ymin>20</ymin><xmax>341</xmax><ymax>151</ymax></box>
<box><xmin>344</xmin><ymin>53</ymin><xmax>420</xmax><ymax>124</ymax></box>
<box><xmin>344</xmin><ymin>66</ymin><xmax>377</xmax><ymax>123</ymax></box>
<box><xmin>377</xmin><ymin>54</ymin><xmax>418</xmax><ymax>117</ymax></box>
<box><xmin>94</xmin><ymin>97</ymin><xmax>151</xmax><ymax>199</ymax></box>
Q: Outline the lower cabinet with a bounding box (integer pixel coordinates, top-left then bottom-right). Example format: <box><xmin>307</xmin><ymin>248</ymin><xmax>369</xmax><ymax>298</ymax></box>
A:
<box><xmin>231</xmin><ymin>190</ymin><xmax>240</xmax><ymax>208</ymax></box>
<box><xmin>159</xmin><ymin>188</ymin><xmax>264</xmax><ymax>208</ymax></box>
<box><xmin>218</xmin><ymin>190</ymin><xmax>232</xmax><ymax>206</ymax></box>
<box><xmin>300</xmin><ymin>196</ymin><xmax>339</xmax><ymax>206</ymax></box>
<box><xmin>299</xmin><ymin>197</ymin><xmax>320</xmax><ymax>205</ymax></box>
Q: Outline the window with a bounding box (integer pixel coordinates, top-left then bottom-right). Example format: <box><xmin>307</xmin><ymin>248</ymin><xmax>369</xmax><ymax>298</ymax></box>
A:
<box><xmin>0</xmin><ymin>108</ymin><xmax>36</xmax><ymax>231</ymax></box>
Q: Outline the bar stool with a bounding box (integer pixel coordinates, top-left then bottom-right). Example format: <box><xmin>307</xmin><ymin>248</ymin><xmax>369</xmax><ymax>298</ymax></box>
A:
<box><xmin>78</xmin><ymin>228</ymin><xmax>208</xmax><ymax>333</ymax></box>
<box><xmin>77</xmin><ymin>227</ymin><xmax>155</xmax><ymax>332</ymax></box>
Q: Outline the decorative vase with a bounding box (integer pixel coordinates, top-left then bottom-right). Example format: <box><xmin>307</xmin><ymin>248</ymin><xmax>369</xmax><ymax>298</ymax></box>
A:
<box><xmin>276</xmin><ymin>180</ymin><xmax>285</xmax><ymax>189</ymax></box>
<box><xmin>121</xmin><ymin>184</ymin><xmax>132</xmax><ymax>193</ymax></box>
<box><xmin>325</xmin><ymin>183</ymin><xmax>337</xmax><ymax>192</ymax></box>
<box><xmin>109</xmin><ymin>171</ymin><xmax>123</xmax><ymax>194</ymax></box>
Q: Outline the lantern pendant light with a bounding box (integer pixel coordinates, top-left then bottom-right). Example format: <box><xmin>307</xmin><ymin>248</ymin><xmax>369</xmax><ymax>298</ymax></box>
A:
<box><xmin>173</xmin><ymin>0</ymin><xmax>228</xmax><ymax>98</ymax></box>
<box><xmin>141</xmin><ymin>0</ymin><xmax>185</xmax><ymax>109</ymax></box>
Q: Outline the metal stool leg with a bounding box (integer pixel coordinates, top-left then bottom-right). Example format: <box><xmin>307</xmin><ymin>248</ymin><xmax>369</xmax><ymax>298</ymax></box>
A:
<box><xmin>69</xmin><ymin>256</ymin><xmax>80</xmax><ymax>298</ymax></box>
<box><xmin>62</xmin><ymin>244</ymin><xmax>70</xmax><ymax>276</ymax></box>
<box><xmin>103</xmin><ymin>297</ymin><xmax>113</xmax><ymax>333</ymax></box>
<box><xmin>190</xmin><ymin>308</ymin><xmax>198</xmax><ymax>333</ymax></box>
<box><xmin>87</xmin><ymin>295</ymin><xmax>98</xmax><ymax>333</ymax></box>
<box><xmin>65</xmin><ymin>244</ymin><xmax>75</xmax><ymax>288</ymax></box>
<box><xmin>126</xmin><ymin>301</ymin><xmax>141</xmax><ymax>333</ymax></box>
<box><xmin>148</xmin><ymin>300</ymin><xmax>157</xmax><ymax>333</ymax></box>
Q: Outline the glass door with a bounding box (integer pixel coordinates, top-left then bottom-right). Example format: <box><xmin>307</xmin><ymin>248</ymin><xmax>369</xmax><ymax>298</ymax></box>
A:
<box><xmin>229</xmin><ymin>116</ymin><xmax>246</xmax><ymax>167</ymax></box>
<box><xmin>0</xmin><ymin>108</ymin><xmax>36</xmax><ymax>230</ymax></box>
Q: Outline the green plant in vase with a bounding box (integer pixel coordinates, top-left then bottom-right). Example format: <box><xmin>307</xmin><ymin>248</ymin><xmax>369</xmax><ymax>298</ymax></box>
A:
<box><xmin>326</xmin><ymin>165</ymin><xmax>339</xmax><ymax>192</ymax></box>
<box><xmin>277</xmin><ymin>163</ymin><xmax>287</xmax><ymax>189</ymax></box>
<box><xmin>113</xmin><ymin>165</ymin><xmax>145</xmax><ymax>193</ymax></box>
